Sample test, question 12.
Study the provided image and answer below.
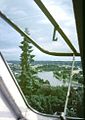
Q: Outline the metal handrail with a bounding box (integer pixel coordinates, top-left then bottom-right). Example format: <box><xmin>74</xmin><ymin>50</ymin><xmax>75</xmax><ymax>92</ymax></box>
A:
<box><xmin>0</xmin><ymin>52</ymin><xmax>60</xmax><ymax>119</ymax></box>
<box><xmin>0</xmin><ymin>51</ymin><xmax>84</xmax><ymax>120</ymax></box>
<box><xmin>34</xmin><ymin>0</ymin><xmax>78</xmax><ymax>54</ymax></box>
<box><xmin>0</xmin><ymin>11</ymin><xmax>80</xmax><ymax>57</ymax></box>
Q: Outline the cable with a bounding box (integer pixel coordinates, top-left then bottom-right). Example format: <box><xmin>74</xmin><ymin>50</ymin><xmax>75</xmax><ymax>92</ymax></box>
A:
<box><xmin>63</xmin><ymin>54</ymin><xmax>75</xmax><ymax>118</ymax></box>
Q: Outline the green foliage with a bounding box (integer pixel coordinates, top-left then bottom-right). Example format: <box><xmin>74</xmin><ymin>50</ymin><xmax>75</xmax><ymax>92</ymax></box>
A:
<box><xmin>37</xmin><ymin>64</ymin><xmax>60</xmax><ymax>71</ymax></box>
<box><xmin>73</xmin><ymin>71</ymin><xmax>84</xmax><ymax>84</ymax></box>
<box><xmin>18</xmin><ymin>28</ymin><xmax>37</xmax><ymax>95</ymax></box>
<box><xmin>67</xmin><ymin>87</ymin><xmax>84</xmax><ymax>117</ymax></box>
<box><xmin>53</xmin><ymin>68</ymin><xmax>70</xmax><ymax>84</ymax></box>
<box><xmin>26</xmin><ymin>86</ymin><xmax>67</xmax><ymax>114</ymax></box>
<box><xmin>17</xmin><ymin>30</ymin><xmax>83</xmax><ymax>117</ymax></box>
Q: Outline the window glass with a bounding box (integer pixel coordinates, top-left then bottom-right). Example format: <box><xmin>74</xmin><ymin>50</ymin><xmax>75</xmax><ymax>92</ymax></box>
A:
<box><xmin>0</xmin><ymin>0</ymin><xmax>84</xmax><ymax>117</ymax></box>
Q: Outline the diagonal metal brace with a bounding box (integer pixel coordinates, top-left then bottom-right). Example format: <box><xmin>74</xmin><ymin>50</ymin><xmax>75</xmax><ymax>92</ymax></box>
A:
<box><xmin>34</xmin><ymin>0</ymin><xmax>78</xmax><ymax>54</ymax></box>
<box><xmin>0</xmin><ymin>11</ymin><xmax>80</xmax><ymax>56</ymax></box>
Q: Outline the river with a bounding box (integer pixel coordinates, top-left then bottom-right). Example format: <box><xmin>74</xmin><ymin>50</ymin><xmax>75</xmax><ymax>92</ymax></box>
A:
<box><xmin>37</xmin><ymin>71</ymin><xmax>64</xmax><ymax>86</ymax></box>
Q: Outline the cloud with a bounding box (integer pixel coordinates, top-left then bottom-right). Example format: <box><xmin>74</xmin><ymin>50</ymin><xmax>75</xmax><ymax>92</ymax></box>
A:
<box><xmin>0</xmin><ymin>0</ymin><xmax>79</xmax><ymax>60</ymax></box>
<box><xmin>34</xmin><ymin>0</ymin><xmax>79</xmax><ymax>52</ymax></box>
<box><xmin>0</xmin><ymin>20</ymin><xmax>21</xmax><ymax>49</ymax></box>
<box><xmin>31</xmin><ymin>35</ymin><xmax>71</xmax><ymax>54</ymax></box>
<box><xmin>0</xmin><ymin>48</ymin><xmax>21</xmax><ymax>60</ymax></box>
<box><xmin>0</xmin><ymin>48</ymin><xmax>20</xmax><ymax>53</ymax></box>
<box><xmin>38</xmin><ymin>18</ymin><xmax>50</xmax><ymax>24</ymax></box>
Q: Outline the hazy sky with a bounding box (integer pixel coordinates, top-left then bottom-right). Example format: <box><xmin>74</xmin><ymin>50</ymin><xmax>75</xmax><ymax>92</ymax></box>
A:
<box><xmin>0</xmin><ymin>0</ymin><xmax>81</xmax><ymax>61</ymax></box>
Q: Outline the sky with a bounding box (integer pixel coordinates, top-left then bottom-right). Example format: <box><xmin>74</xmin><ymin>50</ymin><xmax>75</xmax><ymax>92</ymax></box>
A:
<box><xmin>0</xmin><ymin>0</ymin><xmax>81</xmax><ymax>61</ymax></box>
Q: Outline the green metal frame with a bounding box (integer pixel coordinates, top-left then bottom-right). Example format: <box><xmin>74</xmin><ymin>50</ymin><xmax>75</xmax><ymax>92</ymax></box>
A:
<box><xmin>0</xmin><ymin>11</ymin><xmax>80</xmax><ymax>56</ymax></box>
<box><xmin>34</xmin><ymin>0</ymin><xmax>78</xmax><ymax>54</ymax></box>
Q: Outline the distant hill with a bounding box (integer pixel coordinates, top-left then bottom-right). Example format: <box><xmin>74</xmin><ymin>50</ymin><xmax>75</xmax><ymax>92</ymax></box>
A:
<box><xmin>8</xmin><ymin>60</ymin><xmax>81</xmax><ymax>67</ymax></box>
<box><xmin>8</xmin><ymin>61</ymin><xmax>20</xmax><ymax>64</ymax></box>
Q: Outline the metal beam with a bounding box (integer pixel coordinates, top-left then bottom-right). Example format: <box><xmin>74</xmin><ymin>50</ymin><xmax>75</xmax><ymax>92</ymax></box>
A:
<box><xmin>34</xmin><ymin>0</ymin><xmax>78</xmax><ymax>54</ymax></box>
<box><xmin>0</xmin><ymin>52</ymin><xmax>60</xmax><ymax>119</ymax></box>
<box><xmin>0</xmin><ymin>11</ymin><xmax>80</xmax><ymax>56</ymax></box>
<box><xmin>0</xmin><ymin>76</ymin><xmax>26</xmax><ymax>119</ymax></box>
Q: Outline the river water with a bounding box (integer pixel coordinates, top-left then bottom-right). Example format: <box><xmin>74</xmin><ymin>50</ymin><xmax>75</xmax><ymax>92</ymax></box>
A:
<box><xmin>37</xmin><ymin>71</ymin><xmax>63</xmax><ymax>86</ymax></box>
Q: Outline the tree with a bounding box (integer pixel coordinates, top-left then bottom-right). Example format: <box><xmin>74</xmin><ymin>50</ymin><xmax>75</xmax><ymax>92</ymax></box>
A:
<box><xmin>18</xmin><ymin>32</ymin><xmax>83</xmax><ymax>117</ymax></box>
<box><xmin>19</xmin><ymin>28</ymin><xmax>37</xmax><ymax>95</ymax></box>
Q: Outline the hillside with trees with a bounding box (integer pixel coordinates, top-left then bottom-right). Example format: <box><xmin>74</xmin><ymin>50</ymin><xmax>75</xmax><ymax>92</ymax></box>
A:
<box><xmin>15</xmin><ymin>28</ymin><xmax>84</xmax><ymax>117</ymax></box>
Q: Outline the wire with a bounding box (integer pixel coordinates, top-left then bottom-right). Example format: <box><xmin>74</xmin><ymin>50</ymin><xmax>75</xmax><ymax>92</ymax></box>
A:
<box><xmin>64</xmin><ymin>54</ymin><xmax>75</xmax><ymax>116</ymax></box>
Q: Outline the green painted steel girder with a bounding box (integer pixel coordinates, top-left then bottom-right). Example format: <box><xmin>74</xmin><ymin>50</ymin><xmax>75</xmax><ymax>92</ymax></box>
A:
<box><xmin>0</xmin><ymin>11</ymin><xmax>80</xmax><ymax>56</ymax></box>
<box><xmin>34</xmin><ymin>0</ymin><xmax>78</xmax><ymax>54</ymax></box>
